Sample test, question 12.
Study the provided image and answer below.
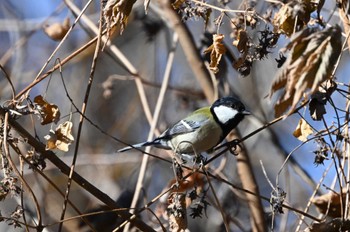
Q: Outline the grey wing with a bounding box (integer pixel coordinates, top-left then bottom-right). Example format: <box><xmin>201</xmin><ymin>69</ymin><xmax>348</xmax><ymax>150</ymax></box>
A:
<box><xmin>160</xmin><ymin>117</ymin><xmax>209</xmax><ymax>139</ymax></box>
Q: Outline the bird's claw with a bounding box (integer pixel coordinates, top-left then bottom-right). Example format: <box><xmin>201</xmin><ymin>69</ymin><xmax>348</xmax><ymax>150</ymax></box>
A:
<box><xmin>193</xmin><ymin>154</ymin><xmax>206</xmax><ymax>168</ymax></box>
<box><xmin>227</xmin><ymin>139</ymin><xmax>241</xmax><ymax>156</ymax></box>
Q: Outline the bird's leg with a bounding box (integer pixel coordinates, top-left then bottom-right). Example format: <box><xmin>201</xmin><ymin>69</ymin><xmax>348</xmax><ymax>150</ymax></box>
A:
<box><xmin>180</xmin><ymin>155</ymin><xmax>187</xmax><ymax>165</ymax></box>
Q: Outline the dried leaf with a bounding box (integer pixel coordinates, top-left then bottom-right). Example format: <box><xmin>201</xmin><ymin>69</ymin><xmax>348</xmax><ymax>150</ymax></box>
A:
<box><xmin>168</xmin><ymin>171</ymin><xmax>205</xmax><ymax>193</ymax></box>
<box><xmin>293</xmin><ymin>119</ymin><xmax>313</xmax><ymax>142</ymax></box>
<box><xmin>44</xmin><ymin>121</ymin><xmax>74</xmax><ymax>152</ymax></box>
<box><xmin>0</xmin><ymin>189</ymin><xmax>8</xmax><ymax>201</ymax></box>
<box><xmin>44</xmin><ymin>131</ymin><xmax>57</xmax><ymax>151</ymax></box>
<box><xmin>203</xmin><ymin>34</ymin><xmax>226</xmax><ymax>74</ymax></box>
<box><xmin>273</xmin><ymin>0</ymin><xmax>316</xmax><ymax>36</ymax></box>
<box><xmin>309</xmin><ymin>94</ymin><xmax>326</xmax><ymax>121</ymax></box>
<box><xmin>34</xmin><ymin>95</ymin><xmax>60</xmax><ymax>125</ymax></box>
<box><xmin>309</xmin><ymin>80</ymin><xmax>337</xmax><ymax>120</ymax></box>
<box><xmin>339</xmin><ymin>0</ymin><xmax>350</xmax><ymax>53</ymax></box>
<box><xmin>43</xmin><ymin>18</ymin><xmax>70</xmax><ymax>41</ymax></box>
<box><xmin>270</xmin><ymin>25</ymin><xmax>342</xmax><ymax>117</ymax></box>
<box><xmin>310</xmin><ymin>218</ymin><xmax>350</xmax><ymax>232</ymax></box>
<box><xmin>232</xmin><ymin>29</ymin><xmax>249</xmax><ymax>53</ymax></box>
<box><xmin>312</xmin><ymin>190</ymin><xmax>346</xmax><ymax>218</ymax></box>
<box><xmin>103</xmin><ymin>0</ymin><xmax>136</xmax><ymax>38</ymax></box>
<box><xmin>172</xmin><ymin>0</ymin><xmax>186</xmax><ymax>9</ymax></box>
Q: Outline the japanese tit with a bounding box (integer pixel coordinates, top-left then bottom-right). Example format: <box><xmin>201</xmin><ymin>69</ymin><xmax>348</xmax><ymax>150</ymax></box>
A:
<box><xmin>117</xmin><ymin>96</ymin><xmax>250</xmax><ymax>155</ymax></box>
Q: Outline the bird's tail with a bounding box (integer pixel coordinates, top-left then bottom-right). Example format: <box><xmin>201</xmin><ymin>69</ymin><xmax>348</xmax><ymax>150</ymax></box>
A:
<box><xmin>117</xmin><ymin>142</ymin><xmax>147</xmax><ymax>152</ymax></box>
<box><xmin>117</xmin><ymin>139</ymin><xmax>169</xmax><ymax>152</ymax></box>
<box><xmin>117</xmin><ymin>142</ymin><xmax>149</xmax><ymax>152</ymax></box>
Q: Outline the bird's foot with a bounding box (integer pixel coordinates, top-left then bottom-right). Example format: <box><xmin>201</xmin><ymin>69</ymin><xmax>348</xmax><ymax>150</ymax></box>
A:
<box><xmin>227</xmin><ymin>139</ymin><xmax>242</xmax><ymax>156</ymax></box>
<box><xmin>193</xmin><ymin>154</ymin><xmax>206</xmax><ymax>169</ymax></box>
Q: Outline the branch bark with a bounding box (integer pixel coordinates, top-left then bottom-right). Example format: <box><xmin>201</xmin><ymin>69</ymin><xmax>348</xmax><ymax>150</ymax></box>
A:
<box><xmin>230</xmin><ymin>131</ymin><xmax>266</xmax><ymax>232</ymax></box>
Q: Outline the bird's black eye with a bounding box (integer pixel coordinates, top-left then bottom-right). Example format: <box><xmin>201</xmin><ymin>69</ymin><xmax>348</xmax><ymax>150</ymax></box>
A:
<box><xmin>236</xmin><ymin>104</ymin><xmax>245</xmax><ymax>112</ymax></box>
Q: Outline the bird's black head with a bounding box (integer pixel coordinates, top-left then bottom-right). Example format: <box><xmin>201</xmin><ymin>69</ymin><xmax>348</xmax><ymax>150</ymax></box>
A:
<box><xmin>210</xmin><ymin>96</ymin><xmax>250</xmax><ymax>138</ymax></box>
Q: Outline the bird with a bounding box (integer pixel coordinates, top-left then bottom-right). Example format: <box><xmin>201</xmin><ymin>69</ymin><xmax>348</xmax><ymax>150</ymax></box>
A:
<box><xmin>117</xmin><ymin>96</ymin><xmax>250</xmax><ymax>155</ymax></box>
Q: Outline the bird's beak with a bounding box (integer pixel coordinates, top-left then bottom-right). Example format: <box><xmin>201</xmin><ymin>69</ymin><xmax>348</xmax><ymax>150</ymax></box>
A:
<box><xmin>242</xmin><ymin>110</ymin><xmax>251</xmax><ymax>115</ymax></box>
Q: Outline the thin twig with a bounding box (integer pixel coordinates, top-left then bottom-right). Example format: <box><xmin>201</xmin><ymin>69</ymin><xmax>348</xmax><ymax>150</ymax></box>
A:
<box><xmin>58</xmin><ymin>2</ymin><xmax>103</xmax><ymax>230</ymax></box>
<box><xmin>191</xmin><ymin>0</ymin><xmax>255</xmax><ymax>13</ymax></box>
<box><xmin>18</xmin><ymin>157</ymin><xmax>30</xmax><ymax>232</ymax></box>
<box><xmin>344</xmin><ymin>85</ymin><xmax>350</xmax><ymax>218</ymax></box>
<box><xmin>0</xmin><ymin>65</ymin><xmax>15</xmax><ymax>99</ymax></box>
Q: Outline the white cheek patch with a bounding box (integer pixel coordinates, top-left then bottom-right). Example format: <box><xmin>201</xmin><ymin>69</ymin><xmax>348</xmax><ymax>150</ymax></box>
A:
<box><xmin>213</xmin><ymin>105</ymin><xmax>239</xmax><ymax>124</ymax></box>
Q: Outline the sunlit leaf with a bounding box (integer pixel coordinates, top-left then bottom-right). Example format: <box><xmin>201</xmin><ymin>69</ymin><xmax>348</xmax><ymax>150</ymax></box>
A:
<box><xmin>269</xmin><ymin>25</ymin><xmax>342</xmax><ymax>117</ymax></box>
<box><xmin>44</xmin><ymin>121</ymin><xmax>74</xmax><ymax>152</ymax></box>
<box><xmin>312</xmin><ymin>190</ymin><xmax>345</xmax><ymax>218</ymax></box>
<box><xmin>34</xmin><ymin>95</ymin><xmax>60</xmax><ymax>125</ymax></box>
<box><xmin>293</xmin><ymin>119</ymin><xmax>313</xmax><ymax>142</ymax></box>
<box><xmin>43</xmin><ymin>18</ymin><xmax>70</xmax><ymax>41</ymax></box>
<box><xmin>273</xmin><ymin>0</ymin><xmax>316</xmax><ymax>36</ymax></box>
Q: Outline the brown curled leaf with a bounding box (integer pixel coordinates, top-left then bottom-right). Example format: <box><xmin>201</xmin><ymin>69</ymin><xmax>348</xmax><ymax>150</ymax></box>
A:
<box><xmin>273</xmin><ymin>0</ymin><xmax>316</xmax><ymax>36</ymax></box>
<box><xmin>312</xmin><ymin>190</ymin><xmax>346</xmax><ymax>218</ymax></box>
<box><xmin>204</xmin><ymin>34</ymin><xmax>226</xmax><ymax>74</ymax></box>
<box><xmin>232</xmin><ymin>29</ymin><xmax>249</xmax><ymax>53</ymax></box>
<box><xmin>34</xmin><ymin>95</ymin><xmax>60</xmax><ymax>125</ymax></box>
<box><xmin>310</xmin><ymin>218</ymin><xmax>350</xmax><ymax>232</ymax></box>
